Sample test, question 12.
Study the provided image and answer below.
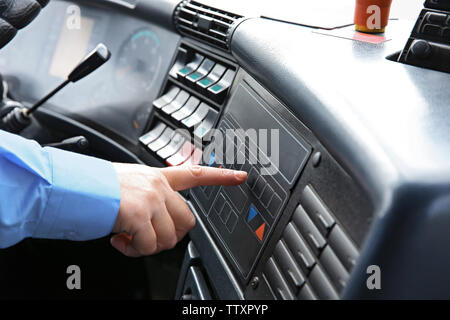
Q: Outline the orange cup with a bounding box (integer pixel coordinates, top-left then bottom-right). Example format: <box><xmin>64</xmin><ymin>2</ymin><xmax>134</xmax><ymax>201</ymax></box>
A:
<box><xmin>354</xmin><ymin>0</ymin><xmax>393</xmax><ymax>33</ymax></box>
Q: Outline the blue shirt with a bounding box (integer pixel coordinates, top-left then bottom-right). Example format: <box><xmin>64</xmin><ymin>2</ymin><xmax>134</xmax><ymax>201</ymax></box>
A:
<box><xmin>0</xmin><ymin>130</ymin><xmax>121</xmax><ymax>248</ymax></box>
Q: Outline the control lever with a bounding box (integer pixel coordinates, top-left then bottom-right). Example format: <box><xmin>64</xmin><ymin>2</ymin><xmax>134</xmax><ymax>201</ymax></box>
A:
<box><xmin>0</xmin><ymin>43</ymin><xmax>111</xmax><ymax>133</ymax></box>
<box><xmin>45</xmin><ymin>136</ymin><xmax>89</xmax><ymax>153</ymax></box>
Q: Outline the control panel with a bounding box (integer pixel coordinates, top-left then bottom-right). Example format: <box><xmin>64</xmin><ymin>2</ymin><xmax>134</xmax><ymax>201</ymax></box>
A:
<box><xmin>190</xmin><ymin>82</ymin><xmax>312</xmax><ymax>282</ymax></box>
<box><xmin>399</xmin><ymin>2</ymin><xmax>450</xmax><ymax>73</ymax></box>
<box><xmin>263</xmin><ymin>186</ymin><xmax>359</xmax><ymax>300</ymax></box>
<box><xmin>138</xmin><ymin>43</ymin><xmax>237</xmax><ymax>166</ymax></box>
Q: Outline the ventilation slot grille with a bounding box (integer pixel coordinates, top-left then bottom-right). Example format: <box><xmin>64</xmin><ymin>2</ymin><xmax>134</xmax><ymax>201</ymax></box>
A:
<box><xmin>174</xmin><ymin>0</ymin><xmax>243</xmax><ymax>51</ymax></box>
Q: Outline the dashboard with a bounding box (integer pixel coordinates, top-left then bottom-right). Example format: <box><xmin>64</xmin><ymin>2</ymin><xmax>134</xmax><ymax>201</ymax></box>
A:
<box><xmin>1</xmin><ymin>0</ymin><xmax>450</xmax><ymax>300</ymax></box>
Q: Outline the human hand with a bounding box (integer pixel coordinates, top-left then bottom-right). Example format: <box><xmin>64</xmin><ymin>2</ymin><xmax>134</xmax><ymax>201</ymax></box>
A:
<box><xmin>111</xmin><ymin>163</ymin><xmax>247</xmax><ymax>257</ymax></box>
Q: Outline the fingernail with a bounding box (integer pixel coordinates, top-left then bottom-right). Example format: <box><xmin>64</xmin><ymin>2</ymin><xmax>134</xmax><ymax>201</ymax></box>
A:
<box><xmin>234</xmin><ymin>171</ymin><xmax>247</xmax><ymax>181</ymax></box>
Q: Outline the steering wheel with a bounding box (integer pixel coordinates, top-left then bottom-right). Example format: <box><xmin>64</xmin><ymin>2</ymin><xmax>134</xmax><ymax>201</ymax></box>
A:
<box><xmin>0</xmin><ymin>0</ymin><xmax>49</xmax><ymax>49</ymax></box>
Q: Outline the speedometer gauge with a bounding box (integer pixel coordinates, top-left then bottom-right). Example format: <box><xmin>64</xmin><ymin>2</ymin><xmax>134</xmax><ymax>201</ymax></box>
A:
<box><xmin>115</xmin><ymin>28</ymin><xmax>163</xmax><ymax>94</ymax></box>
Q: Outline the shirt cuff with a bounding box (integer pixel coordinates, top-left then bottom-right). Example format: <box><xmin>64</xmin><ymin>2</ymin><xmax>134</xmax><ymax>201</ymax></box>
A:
<box><xmin>33</xmin><ymin>147</ymin><xmax>121</xmax><ymax>241</ymax></box>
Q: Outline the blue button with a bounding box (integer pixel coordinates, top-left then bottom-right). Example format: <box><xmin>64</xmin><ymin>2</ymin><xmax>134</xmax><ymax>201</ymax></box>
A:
<box><xmin>248</xmin><ymin>205</ymin><xmax>259</xmax><ymax>223</ymax></box>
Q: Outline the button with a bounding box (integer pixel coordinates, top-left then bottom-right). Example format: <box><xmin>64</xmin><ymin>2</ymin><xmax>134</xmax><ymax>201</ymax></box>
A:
<box><xmin>166</xmin><ymin>141</ymin><xmax>194</xmax><ymax>166</ymax></box>
<box><xmin>182</xmin><ymin>103</ymin><xmax>210</xmax><ymax>128</ymax></box>
<box><xmin>409</xmin><ymin>40</ymin><xmax>433</xmax><ymax>60</ymax></box>
<box><xmin>292</xmin><ymin>205</ymin><xmax>327</xmax><ymax>254</ymax></box>
<box><xmin>177</xmin><ymin>53</ymin><xmax>204</xmax><ymax>81</ymax></box>
<box><xmin>252</xmin><ymin>176</ymin><xmax>267</xmax><ymax>198</ymax></box>
<box><xmin>171</xmin><ymin>96</ymin><xmax>200</xmax><ymax>121</ymax></box>
<box><xmin>156</xmin><ymin>133</ymin><xmax>185</xmax><ymax>159</ymax></box>
<box><xmin>197</xmin><ymin>64</ymin><xmax>227</xmax><ymax>91</ymax></box>
<box><xmin>226</xmin><ymin>211</ymin><xmax>238</xmax><ymax>233</ymax></box>
<box><xmin>213</xmin><ymin>193</ymin><xmax>226</xmax><ymax>214</ymax></box>
<box><xmin>219</xmin><ymin>202</ymin><xmax>231</xmax><ymax>224</ymax></box>
<box><xmin>267</xmin><ymin>193</ymin><xmax>282</xmax><ymax>218</ymax></box>
<box><xmin>301</xmin><ymin>185</ymin><xmax>335</xmax><ymax>236</ymax></box>
<box><xmin>422</xmin><ymin>24</ymin><xmax>442</xmax><ymax>36</ymax></box>
<box><xmin>247</xmin><ymin>204</ymin><xmax>259</xmax><ymax>223</ymax></box>
<box><xmin>320</xmin><ymin>246</ymin><xmax>349</xmax><ymax>292</ymax></box>
<box><xmin>427</xmin><ymin>12</ymin><xmax>448</xmax><ymax>25</ymax></box>
<box><xmin>260</xmin><ymin>185</ymin><xmax>274</xmax><ymax>207</ymax></box>
<box><xmin>183</xmin><ymin>147</ymin><xmax>203</xmax><ymax>166</ymax></box>
<box><xmin>186</xmin><ymin>58</ymin><xmax>215</xmax><ymax>87</ymax></box>
<box><xmin>273</xmin><ymin>240</ymin><xmax>306</xmax><ymax>293</ymax></box>
<box><xmin>193</xmin><ymin>108</ymin><xmax>219</xmax><ymax>139</ymax></box>
<box><xmin>162</xmin><ymin>90</ymin><xmax>190</xmax><ymax>115</ymax></box>
<box><xmin>148</xmin><ymin>127</ymin><xmax>174</xmax><ymax>152</ymax></box>
<box><xmin>283</xmin><ymin>223</ymin><xmax>316</xmax><ymax>274</ymax></box>
<box><xmin>297</xmin><ymin>283</ymin><xmax>317</xmax><ymax>300</ymax></box>
<box><xmin>328</xmin><ymin>225</ymin><xmax>359</xmax><ymax>271</ymax></box>
<box><xmin>153</xmin><ymin>86</ymin><xmax>180</xmax><ymax>109</ymax></box>
<box><xmin>169</xmin><ymin>47</ymin><xmax>189</xmax><ymax>78</ymax></box>
<box><xmin>246</xmin><ymin>205</ymin><xmax>267</xmax><ymax>242</ymax></box>
<box><xmin>207</xmin><ymin>69</ymin><xmax>235</xmax><ymax>102</ymax></box>
<box><xmin>223</xmin><ymin>185</ymin><xmax>247</xmax><ymax>213</ymax></box>
<box><xmin>308</xmin><ymin>265</ymin><xmax>339</xmax><ymax>300</ymax></box>
<box><xmin>246</xmin><ymin>167</ymin><xmax>259</xmax><ymax>188</ymax></box>
<box><xmin>255</xmin><ymin>223</ymin><xmax>266</xmax><ymax>241</ymax></box>
<box><xmin>139</xmin><ymin>122</ymin><xmax>166</xmax><ymax>145</ymax></box>
<box><xmin>264</xmin><ymin>257</ymin><xmax>296</xmax><ymax>300</ymax></box>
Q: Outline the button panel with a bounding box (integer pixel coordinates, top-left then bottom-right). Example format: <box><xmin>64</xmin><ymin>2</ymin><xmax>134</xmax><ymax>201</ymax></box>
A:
<box><xmin>263</xmin><ymin>257</ymin><xmax>296</xmax><ymax>300</ymax></box>
<box><xmin>190</xmin><ymin>119</ymin><xmax>289</xmax><ymax>279</ymax></box>
<box><xmin>264</xmin><ymin>185</ymin><xmax>360</xmax><ymax>300</ymax></box>
<box><xmin>142</xmin><ymin>44</ymin><xmax>236</xmax><ymax>173</ymax></box>
<box><xmin>399</xmin><ymin>8</ymin><xmax>450</xmax><ymax>73</ymax></box>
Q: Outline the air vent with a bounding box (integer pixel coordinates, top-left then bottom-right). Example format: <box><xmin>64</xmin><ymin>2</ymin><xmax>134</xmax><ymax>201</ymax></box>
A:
<box><xmin>174</xmin><ymin>0</ymin><xmax>243</xmax><ymax>51</ymax></box>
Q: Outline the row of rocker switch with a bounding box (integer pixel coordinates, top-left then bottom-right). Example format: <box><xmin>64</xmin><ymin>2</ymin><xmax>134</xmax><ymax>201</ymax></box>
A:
<box><xmin>153</xmin><ymin>85</ymin><xmax>219</xmax><ymax>139</ymax></box>
<box><xmin>173</xmin><ymin>52</ymin><xmax>235</xmax><ymax>103</ymax></box>
<box><xmin>139</xmin><ymin>122</ymin><xmax>203</xmax><ymax>167</ymax></box>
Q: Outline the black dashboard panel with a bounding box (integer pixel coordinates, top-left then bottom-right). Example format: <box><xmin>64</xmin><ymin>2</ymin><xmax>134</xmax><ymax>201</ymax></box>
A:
<box><xmin>190</xmin><ymin>80</ymin><xmax>311</xmax><ymax>281</ymax></box>
<box><xmin>0</xmin><ymin>0</ymin><xmax>180</xmax><ymax>143</ymax></box>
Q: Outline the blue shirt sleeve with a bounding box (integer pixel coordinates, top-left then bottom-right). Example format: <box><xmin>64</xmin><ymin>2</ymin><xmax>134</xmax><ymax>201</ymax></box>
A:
<box><xmin>0</xmin><ymin>130</ymin><xmax>121</xmax><ymax>248</ymax></box>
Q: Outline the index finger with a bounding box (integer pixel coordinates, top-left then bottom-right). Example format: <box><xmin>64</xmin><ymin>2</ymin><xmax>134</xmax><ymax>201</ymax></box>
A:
<box><xmin>160</xmin><ymin>165</ymin><xmax>247</xmax><ymax>191</ymax></box>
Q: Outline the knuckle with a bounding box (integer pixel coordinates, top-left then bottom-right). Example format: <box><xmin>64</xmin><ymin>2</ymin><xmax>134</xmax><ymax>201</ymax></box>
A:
<box><xmin>167</xmin><ymin>235</ymin><xmax>178</xmax><ymax>250</ymax></box>
<box><xmin>145</xmin><ymin>189</ymin><xmax>160</xmax><ymax>203</ymax></box>
<box><xmin>148</xmin><ymin>174</ymin><xmax>165</xmax><ymax>187</ymax></box>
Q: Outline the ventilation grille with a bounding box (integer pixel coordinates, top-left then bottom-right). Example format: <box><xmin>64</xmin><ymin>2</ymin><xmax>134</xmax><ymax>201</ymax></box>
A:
<box><xmin>263</xmin><ymin>185</ymin><xmax>360</xmax><ymax>300</ymax></box>
<box><xmin>174</xmin><ymin>0</ymin><xmax>243</xmax><ymax>51</ymax></box>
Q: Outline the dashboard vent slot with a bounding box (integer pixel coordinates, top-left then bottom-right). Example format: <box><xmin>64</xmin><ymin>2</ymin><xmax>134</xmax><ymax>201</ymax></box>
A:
<box><xmin>174</xmin><ymin>0</ymin><xmax>243</xmax><ymax>51</ymax></box>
